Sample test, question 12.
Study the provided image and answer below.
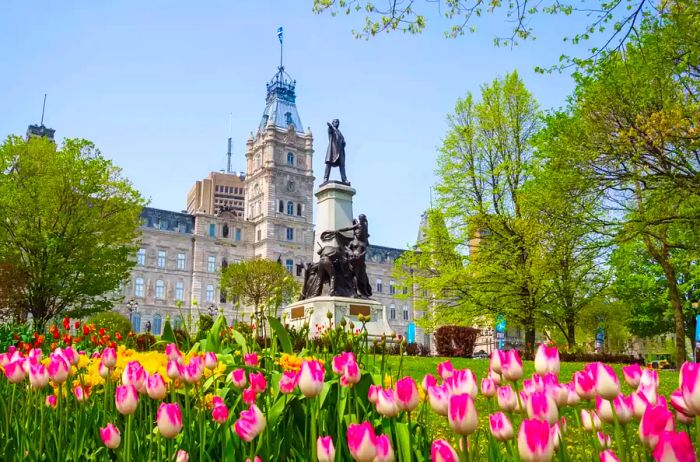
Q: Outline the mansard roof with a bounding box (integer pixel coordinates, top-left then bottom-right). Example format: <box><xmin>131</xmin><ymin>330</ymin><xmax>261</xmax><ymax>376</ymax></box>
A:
<box><xmin>140</xmin><ymin>207</ymin><xmax>194</xmax><ymax>234</ymax></box>
<box><xmin>367</xmin><ymin>245</ymin><xmax>406</xmax><ymax>264</ymax></box>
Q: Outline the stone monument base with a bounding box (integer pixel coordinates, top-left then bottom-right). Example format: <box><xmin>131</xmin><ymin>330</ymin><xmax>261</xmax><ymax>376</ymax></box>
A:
<box><xmin>283</xmin><ymin>296</ymin><xmax>393</xmax><ymax>338</ymax></box>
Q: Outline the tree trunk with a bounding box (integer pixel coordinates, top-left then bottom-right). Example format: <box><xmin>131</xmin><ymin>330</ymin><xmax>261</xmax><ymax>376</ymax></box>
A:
<box><xmin>656</xmin><ymin>249</ymin><xmax>687</xmax><ymax>365</ymax></box>
<box><xmin>567</xmin><ymin>319</ymin><xmax>576</xmax><ymax>351</ymax></box>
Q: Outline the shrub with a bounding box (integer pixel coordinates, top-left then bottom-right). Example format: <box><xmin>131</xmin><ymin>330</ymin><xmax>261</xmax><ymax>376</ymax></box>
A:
<box><xmin>134</xmin><ymin>333</ymin><xmax>156</xmax><ymax>351</ymax></box>
<box><xmin>196</xmin><ymin>314</ymin><xmax>214</xmax><ymax>341</ymax></box>
<box><xmin>86</xmin><ymin>311</ymin><xmax>132</xmax><ymax>338</ymax></box>
<box><xmin>173</xmin><ymin>328</ymin><xmax>190</xmax><ymax>350</ymax></box>
<box><xmin>434</xmin><ymin>326</ymin><xmax>480</xmax><ymax>357</ymax></box>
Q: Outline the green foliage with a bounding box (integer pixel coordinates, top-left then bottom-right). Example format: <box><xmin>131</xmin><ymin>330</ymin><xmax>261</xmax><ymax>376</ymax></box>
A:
<box><xmin>267</xmin><ymin>315</ymin><xmax>293</xmax><ymax>354</ymax></box>
<box><xmin>219</xmin><ymin>259</ymin><xmax>299</xmax><ymax>316</ymax></box>
<box><xmin>161</xmin><ymin>317</ymin><xmax>176</xmax><ymax>344</ymax></box>
<box><xmin>0</xmin><ymin>136</ymin><xmax>146</xmax><ymax>328</ymax></box>
<box><xmin>195</xmin><ymin>314</ymin><xmax>214</xmax><ymax>341</ymax></box>
<box><xmin>86</xmin><ymin>311</ymin><xmax>132</xmax><ymax>338</ymax></box>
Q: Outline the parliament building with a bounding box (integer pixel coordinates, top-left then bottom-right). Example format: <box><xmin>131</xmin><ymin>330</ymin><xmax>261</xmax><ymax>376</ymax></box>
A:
<box><xmin>112</xmin><ymin>64</ymin><xmax>428</xmax><ymax>346</ymax></box>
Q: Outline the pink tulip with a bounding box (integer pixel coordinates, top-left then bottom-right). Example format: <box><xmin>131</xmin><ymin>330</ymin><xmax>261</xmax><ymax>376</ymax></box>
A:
<box><xmin>298</xmin><ymin>360</ymin><xmax>325</xmax><ymax>398</ymax></box>
<box><xmin>244</xmin><ymin>353</ymin><xmax>259</xmax><ymax>367</ymax></box>
<box><xmin>437</xmin><ymin>360</ymin><xmax>455</xmax><ymax>379</ymax></box>
<box><xmin>375</xmin><ymin>434</ymin><xmax>395</xmax><ymax>462</ymax></box>
<box><xmin>100</xmin><ymin>423</ymin><xmax>121</xmax><ymax>449</ymax></box>
<box><xmin>101</xmin><ymin>347</ymin><xmax>117</xmax><ymax>368</ymax></box>
<box><xmin>590</xmin><ymin>362</ymin><xmax>620</xmax><ymax>400</ymax></box>
<box><xmin>279</xmin><ymin>370</ymin><xmax>299</xmax><ymax>394</ymax></box>
<box><xmin>212</xmin><ymin>404</ymin><xmax>229</xmax><ymax>424</ymax></box>
<box><xmin>115</xmin><ymin>384</ymin><xmax>139</xmax><ymax>415</ymax></box>
<box><xmin>317</xmin><ymin>436</ymin><xmax>335</xmax><ymax>462</ymax></box>
<box><xmin>489</xmin><ymin>367</ymin><xmax>502</xmax><ymax>385</ymax></box>
<box><xmin>74</xmin><ymin>386</ymin><xmax>87</xmax><ymax>402</ymax></box>
<box><xmin>165</xmin><ymin>343</ymin><xmax>182</xmax><ymax>362</ymax></box>
<box><xmin>497</xmin><ymin>385</ymin><xmax>518</xmax><ymax>412</ymax></box>
<box><xmin>62</xmin><ymin>346</ymin><xmax>79</xmax><ymax>366</ymax></box>
<box><xmin>245</xmin><ymin>458</ymin><xmax>261</xmax><ymax>462</ymax></box>
<box><xmin>489</xmin><ymin>412</ymin><xmax>514</xmax><ymax>441</ymax></box>
<box><xmin>448</xmin><ymin>393</ymin><xmax>478</xmax><ymax>435</ymax></box>
<box><xmin>147</xmin><ymin>373</ymin><xmax>167</xmax><ymax>400</ymax></box>
<box><xmin>481</xmin><ymin>378</ymin><xmax>496</xmax><ymax>398</ymax></box>
<box><xmin>395</xmin><ymin>376</ymin><xmax>419</xmax><ymax>412</ymax></box>
<box><xmin>630</xmin><ymin>390</ymin><xmax>650</xmax><ymax>419</ymax></box>
<box><xmin>48</xmin><ymin>353</ymin><xmax>70</xmax><ymax>384</ymax></box>
<box><xmin>341</xmin><ymin>360</ymin><xmax>361</xmax><ymax>387</ymax></box>
<box><xmin>670</xmin><ymin>389</ymin><xmax>694</xmax><ymax>420</ymax></box>
<box><xmin>680</xmin><ymin>361</ymin><xmax>700</xmax><ymax>415</ymax></box>
<box><xmin>428</xmin><ymin>384</ymin><xmax>449</xmax><ymax>416</ymax></box>
<box><xmin>574</xmin><ymin>369</ymin><xmax>596</xmax><ymax>400</ymax></box>
<box><xmin>595</xmin><ymin>395</ymin><xmax>633</xmax><ymax>424</ymax></box>
<box><xmin>600</xmin><ymin>450</ymin><xmax>620</xmax><ymax>462</ymax></box>
<box><xmin>183</xmin><ymin>362</ymin><xmax>203</xmax><ymax>384</ymax></box>
<box><xmin>622</xmin><ymin>364</ymin><xmax>642</xmax><ymax>388</ymax></box>
<box><xmin>445</xmin><ymin>369</ymin><xmax>478</xmax><ymax>398</ymax></box>
<box><xmin>234</xmin><ymin>404</ymin><xmax>266</xmax><ymax>442</ymax></box>
<box><xmin>534</xmin><ymin>344</ymin><xmax>560</xmax><ymax>376</ymax></box>
<box><xmin>640</xmin><ymin>368</ymin><xmax>659</xmax><ymax>390</ymax></box>
<box><xmin>376</xmin><ymin>388</ymin><xmax>399</xmax><ymax>417</ymax></box>
<box><xmin>242</xmin><ymin>387</ymin><xmax>257</xmax><ymax>405</ymax></box>
<box><xmin>639</xmin><ymin>403</ymin><xmax>675</xmax><ymax>449</ymax></box>
<box><xmin>368</xmin><ymin>384</ymin><xmax>380</xmax><ymax>404</ymax></box>
<box><xmin>502</xmin><ymin>350</ymin><xmax>523</xmax><ymax>382</ymax></box>
<box><xmin>580</xmin><ymin>409</ymin><xmax>602</xmax><ymax>432</ymax></box>
<box><xmin>651</xmin><ymin>431</ymin><xmax>696</xmax><ymax>462</ymax></box>
<box><xmin>249</xmin><ymin>372</ymin><xmax>267</xmax><ymax>393</ymax></box>
<box><xmin>550</xmin><ymin>421</ymin><xmax>563</xmax><ymax>450</ymax></box>
<box><xmin>167</xmin><ymin>360</ymin><xmax>183</xmax><ymax>380</ymax></box>
<box><xmin>157</xmin><ymin>402</ymin><xmax>183</xmax><ymax>438</ymax></box>
<box><xmin>597</xmin><ymin>432</ymin><xmax>611</xmax><ymax>449</ymax></box>
<box><xmin>490</xmin><ymin>351</ymin><xmax>503</xmax><ymax>374</ymax></box>
<box><xmin>122</xmin><ymin>361</ymin><xmax>147</xmax><ymax>392</ymax></box>
<box><xmin>423</xmin><ymin>374</ymin><xmax>437</xmax><ymax>391</ymax></box>
<box><xmin>176</xmin><ymin>450</ymin><xmax>189</xmax><ymax>462</ymax></box>
<box><xmin>346</xmin><ymin>421</ymin><xmax>377</xmax><ymax>462</ymax></box>
<box><xmin>526</xmin><ymin>391</ymin><xmax>558</xmax><ymax>424</ymax></box>
<box><xmin>98</xmin><ymin>361</ymin><xmax>110</xmax><ymax>379</ymax></box>
<box><xmin>29</xmin><ymin>362</ymin><xmax>49</xmax><ymax>389</ymax></box>
<box><xmin>517</xmin><ymin>418</ymin><xmax>554</xmax><ymax>462</ymax></box>
<box><xmin>565</xmin><ymin>383</ymin><xmax>580</xmax><ymax>406</ymax></box>
<box><xmin>230</xmin><ymin>368</ymin><xmax>247</xmax><ymax>388</ymax></box>
<box><xmin>204</xmin><ymin>352</ymin><xmax>218</xmax><ymax>370</ymax></box>
<box><xmin>431</xmin><ymin>439</ymin><xmax>459</xmax><ymax>462</ymax></box>
<box><xmin>332</xmin><ymin>352</ymin><xmax>356</xmax><ymax>375</ymax></box>
<box><xmin>45</xmin><ymin>395</ymin><xmax>57</xmax><ymax>408</ymax></box>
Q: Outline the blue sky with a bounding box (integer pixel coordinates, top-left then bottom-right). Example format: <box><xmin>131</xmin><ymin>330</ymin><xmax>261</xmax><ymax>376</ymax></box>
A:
<box><xmin>0</xmin><ymin>1</ymin><xmax>591</xmax><ymax>248</ymax></box>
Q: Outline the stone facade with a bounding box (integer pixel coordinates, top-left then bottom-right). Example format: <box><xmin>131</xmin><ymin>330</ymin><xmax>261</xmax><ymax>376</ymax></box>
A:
<box><xmin>114</xmin><ymin>64</ymin><xmax>427</xmax><ymax>347</ymax></box>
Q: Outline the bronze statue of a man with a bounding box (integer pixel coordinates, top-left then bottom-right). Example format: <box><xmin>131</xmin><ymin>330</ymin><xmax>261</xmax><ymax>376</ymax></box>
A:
<box><xmin>323</xmin><ymin>119</ymin><xmax>349</xmax><ymax>184</ymax></box>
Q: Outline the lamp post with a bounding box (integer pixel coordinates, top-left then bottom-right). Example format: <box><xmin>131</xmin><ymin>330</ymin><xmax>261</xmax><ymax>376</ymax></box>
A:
<box><xmin>207</xmin><ymin>304</ymin><xmax>217</xmax><ymax>317</ymax></box>
<box><xmin>127</xmin><ymin>298</ymin><xmax>139</xmax><ymax>325</ymax></box>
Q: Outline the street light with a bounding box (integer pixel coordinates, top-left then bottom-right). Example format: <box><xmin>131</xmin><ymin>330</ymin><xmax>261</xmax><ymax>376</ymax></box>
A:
<box><xmin>127</xmin><ymin>298</ymin><xmax>139</xmax><ymax>324</ymax></box>
<box><xmin>206</xmin><ymin>304</ymin><xmax>217</xmax><ymax>317</ymax></box>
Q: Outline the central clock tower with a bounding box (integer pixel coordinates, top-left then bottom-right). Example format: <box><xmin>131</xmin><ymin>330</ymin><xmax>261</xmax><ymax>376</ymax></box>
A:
<box><xmin>244</xmin><ymin>65</ymin><xmax>315</xmax><ymax>274</ymax></box>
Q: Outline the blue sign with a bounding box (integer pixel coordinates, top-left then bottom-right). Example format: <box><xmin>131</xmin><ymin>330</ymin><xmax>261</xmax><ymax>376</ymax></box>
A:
<box><xmin>495</xmin><ymin>315</ymin><xmax>506</xmax><ymax>334</ymax></box>
<box><xmin>696</xmin><ymin>315</ymin><xmax>700</xmax><ymax>342</ymax></box>
<box><xmin>407</xmin><ymin>323</ymin><xmax>416</xmax><ymax>344</ymax></box>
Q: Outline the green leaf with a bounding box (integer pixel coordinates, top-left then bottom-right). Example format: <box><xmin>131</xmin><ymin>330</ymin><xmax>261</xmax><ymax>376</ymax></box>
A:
<box><xmin>229</xmin><ymin>329</ymin><xmax>248</xmax><ymax>354</ymax></box>
<box><xmin>395</xmin><ymin>422</ymin><xmax>412</xmax><ymax>462</ymax></box>
<box><xmin>267</xmin><ymin>315</ymin><xmax>293</xmax><ymax>354</ymax></box>
<box><xmin>204</xmin><ymin>313</ymin><xmax>227</xmax><ymax>352</ymax></box>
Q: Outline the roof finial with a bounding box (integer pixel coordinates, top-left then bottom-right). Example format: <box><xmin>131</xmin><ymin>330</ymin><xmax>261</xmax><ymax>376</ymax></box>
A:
<box><xmin>40</xmin><ymin>93</ymin><xmax>47</xmax><ymax>126</ymax></box>
<box><xmin>277</xmin><ymin>26</ymin><xmax>284</xmax><ymax>71</ymax></box>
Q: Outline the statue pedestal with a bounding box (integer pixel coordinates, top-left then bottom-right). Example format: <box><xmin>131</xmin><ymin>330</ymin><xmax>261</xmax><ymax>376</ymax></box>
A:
<box><xmin>314</xmin><ymin>182</ymin><xmax>356</xmax><ymax>262</ymax></box>
<box><xmin>283</xmin><ymin>296</ymin><xmax>394</xmax><ymax>339</ymax></box>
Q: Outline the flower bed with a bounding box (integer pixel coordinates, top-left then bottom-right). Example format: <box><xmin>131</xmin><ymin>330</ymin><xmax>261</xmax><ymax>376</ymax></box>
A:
<box><xmin>0</xmin><ymin>314</ymin><xmax>699</xmax><ymax>461</ymax></box>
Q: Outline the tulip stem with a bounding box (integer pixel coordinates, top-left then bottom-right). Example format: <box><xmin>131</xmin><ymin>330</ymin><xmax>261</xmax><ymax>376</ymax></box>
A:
<box><xmin>609</xmin><ymin>399</ymin><xmax>626</xmax><ymax>462</ymax></box>
<box><xmin>407</xmin><ymin>411</ymin><xmax>413</xmax><ymax>462</ymax></box>
<box><xmin>695</xmin><ymin>416</ymin><xmax>700</xmax><ymax>461</ymax></box>
<box><xmin>311</xmin><ymin>397</ymin><xmax>318</xmax><ymax>462</ymax></box>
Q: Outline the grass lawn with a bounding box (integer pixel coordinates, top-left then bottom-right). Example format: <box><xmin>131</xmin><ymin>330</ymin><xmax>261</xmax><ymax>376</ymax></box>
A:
<box><xmin>381</xmin><ymin>356</ymin><xmax>681</xmax><ymax>459</ymax></box>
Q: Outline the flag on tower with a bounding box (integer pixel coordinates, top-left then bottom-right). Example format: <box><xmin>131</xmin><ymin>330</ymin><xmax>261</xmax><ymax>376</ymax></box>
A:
<box><xmin>277</xmin><ymin>26</ymin><xmax>283</xmax><ymax>44</ymax></box>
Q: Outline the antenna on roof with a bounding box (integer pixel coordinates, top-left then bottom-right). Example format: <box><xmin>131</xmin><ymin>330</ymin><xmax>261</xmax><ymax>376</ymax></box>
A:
<box><xmin>40</xmin><ymin>94</ymin><xmax>47</xmax><ymax>126</ymax></box>
<box><xmin>227</xmin><ymin>113</ymin><xmax>233</xmax><ymax>174</ymax></box>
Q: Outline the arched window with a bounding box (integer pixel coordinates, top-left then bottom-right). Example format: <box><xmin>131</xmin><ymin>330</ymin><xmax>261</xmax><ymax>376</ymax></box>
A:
<box><xmin>287</xmin><ymin>152</ymin><xmax>295</xmax><ymax>165</ymax></box>
<box><xmin>222</xmin><ymin>224</ymin><xmax>229</xmax><ymax>238</ymax></box>
<box><xmin>278</xmin><ymin>200</ymin><xmax>284</xmax><ymax>213</ymax></box>
<box><xmin>152</xmin><ymin>314</ymin><xmax>162</xmax><ymax>335</ymax></box>
<box><xmin>131</xmin><ymin>313</ymin><xmax>141</xmax><ymax>333</ymax></box>
<box><xmin>287</xmin><ymin>201</ymin><xmax>294</xmax><ymax>215</ymax></box>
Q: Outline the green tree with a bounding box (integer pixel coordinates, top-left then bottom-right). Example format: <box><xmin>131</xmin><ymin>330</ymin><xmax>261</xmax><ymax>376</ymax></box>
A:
<box><xmin>0</xmin><ymin>136</ymin><xmax>146</xmax><ymax>329</ymax></box>
<box><xmin>219</xmin><ymin>259</ymin><xmax>299</xmax><ymax>322</ymax></box>
<box><xmin>537</xmin><ymin>5</ymin><xmax>700</xmax><ymax>363</ymax></box>
<box><xmin>393</xmin><ymin>208</ymin><xmax>467</xmax><ymax>331</ymax></box>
